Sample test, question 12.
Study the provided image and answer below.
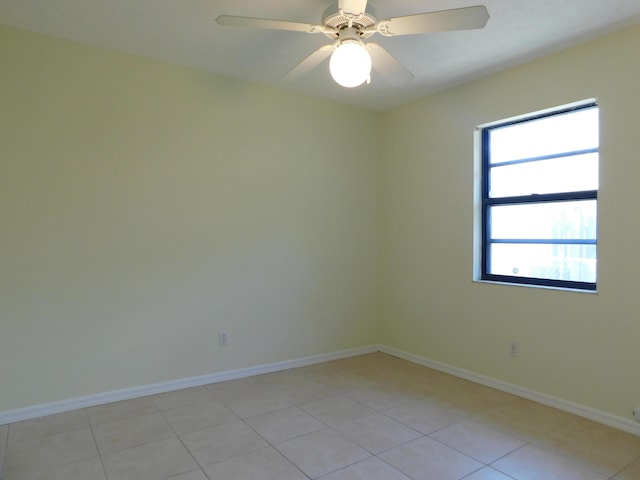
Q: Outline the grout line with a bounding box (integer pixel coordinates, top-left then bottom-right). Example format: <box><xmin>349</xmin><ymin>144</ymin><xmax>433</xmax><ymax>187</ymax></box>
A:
<box><xmin>0</xmin><ymin>424</ymin><xmax>7</xmax><ymax>480</ymax></box>
<box><xmin>159</xmin><ymin>391</ymin><xmax>217</xmax><ymax>475</ymax></box>
<box><xmin>85</xmin><ymin>407</ymin><xmax>109</xmax><ymax>480</ymax></box>
<box><xmin>372</xmin><ymin>456</ymin><xmax>418</xmax><ymax>480</ymax></box>
<box><xmin>522</xmin><ymin>420</ymin><xmax>615</xmax><ymax>478</ymax></box>
<box><xmin>311</xmin><ymin>456</ymin><xmax>374</xmax><ymax>479</ymax></box>
<box><xmin>361</xmin><ymin>430</ymin><xmax>426</xmax><ymax>457</ymax></box>
<box><xmin>164</xmin><ymin>469</ymin><xmax>208</xmax><ymax>480</ymax></box>
<box><xmin>459</xmin><ymin>465</ymin><xmax>519</xmax><ymax>480</ymax></box>
<box><xmin>611</xmin><ymin>452</ymin><xmax>640</xmax><ymax>478</ymax></box>
<box><xmin>239</xmin><ymin>419</ymin><xmax>312</xmax><ymax>479</ymax></box>
<box><xmin>424</xmin><ymin>433</ymin><xmax>491</xmax><ymax>467</ymax></box>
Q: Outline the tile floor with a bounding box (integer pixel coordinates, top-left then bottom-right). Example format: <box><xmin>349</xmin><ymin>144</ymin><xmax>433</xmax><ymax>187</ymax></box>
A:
<box><xmin>1</xmin><ymin>352</ymin><xmax>639</xmax><ymax>480</ymax></box>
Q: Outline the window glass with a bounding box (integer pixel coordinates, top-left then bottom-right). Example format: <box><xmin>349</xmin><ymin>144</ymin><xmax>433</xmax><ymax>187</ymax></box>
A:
<box><xmin>489</xmin><ymin>153</ymin><xmax>598</xmax><ymax>198</ymax></box>
<box><xmin>489</xmin><ymin>244</ymin><xmax>597</xmax><ymax>283</ymax></box>
<box><xmin>489</xmin><ymin>108</ymin><xmax>599</xmax><ymax>164</ymax></box>
<box><xmin>490</xmin><ymin>201</ymin><xmax>597</xmax><ymax>240</ymax></box>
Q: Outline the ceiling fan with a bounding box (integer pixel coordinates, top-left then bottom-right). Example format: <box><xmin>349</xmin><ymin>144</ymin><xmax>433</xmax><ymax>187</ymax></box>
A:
<box><xmin>216</xmin><ymin>0</ymin><xmax>490</xmax><ymax>88</ymax></box>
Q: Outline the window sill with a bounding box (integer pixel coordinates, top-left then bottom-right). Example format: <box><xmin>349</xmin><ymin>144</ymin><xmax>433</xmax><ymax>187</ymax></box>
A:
<box><xmin>473</xmin><ymin>278</ymin><xmax>598</xmax><ymax>294</ymax></box>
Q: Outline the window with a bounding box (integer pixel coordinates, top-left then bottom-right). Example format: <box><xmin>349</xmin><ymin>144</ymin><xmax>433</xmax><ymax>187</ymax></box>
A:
<box><xmin>480</xmin><ymin>102</ymin><xmax>599</xmax><ymax>290</ymax></box>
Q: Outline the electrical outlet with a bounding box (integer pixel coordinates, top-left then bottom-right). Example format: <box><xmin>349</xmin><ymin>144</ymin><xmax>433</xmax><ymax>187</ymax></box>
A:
<box><xmin>634</xmin><ymin>407</ymin><xmax>640</xmax><ymax>422</ymax></box>
<box><xmin>510</xmin><ymin>341</ymin><xmax>520</xmax><ymax>358</ymax></box>
<box><xmin>218</xmin><ymin>331</ymin><xmax>229</xmax><ymax>347</ymax></box>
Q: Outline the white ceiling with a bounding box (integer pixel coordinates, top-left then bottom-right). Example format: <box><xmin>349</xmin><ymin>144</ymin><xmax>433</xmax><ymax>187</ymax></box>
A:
<box><xmin>1</xmin><ymin>0</ymin><xmax>640</xmax><ymax>111</ymax></box>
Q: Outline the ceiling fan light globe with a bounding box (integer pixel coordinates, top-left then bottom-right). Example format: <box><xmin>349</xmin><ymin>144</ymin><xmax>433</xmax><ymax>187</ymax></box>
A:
<box><xmin>329</xmin><ymin>41</ymin><xmax>372</xmax><ymax>88</ymax></box>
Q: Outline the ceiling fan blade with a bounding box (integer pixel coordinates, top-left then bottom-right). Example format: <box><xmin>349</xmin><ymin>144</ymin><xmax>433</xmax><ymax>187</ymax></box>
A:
<box><xmin>216</xmin><ymin>15</ymin><xmax>324</xmax><ymax>34</ymax></box>
<box><xmin>338</xmin><ymin>0</ymin><xmax>369</xmax><ymax>16</ymax></box>
<box><xmin>367</xmin><ymin>43</ymin><xmax>413</xmax><ymax>86</ymax></box>
<box><xmin>280</xmin><ymin>45</ymin><xmax>335</xmax><ymax>82</ymax></box>
<box><xmin>371</xmin><ymin>5</ymin><xmax>489</xmax><ymax>37</ymax></box>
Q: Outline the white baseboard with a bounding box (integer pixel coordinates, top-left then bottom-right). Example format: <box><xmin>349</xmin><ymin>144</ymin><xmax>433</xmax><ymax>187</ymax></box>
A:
<box><xmin>379</xmin><ymin>345</ymin><xmax>640</xmax><ymax>437</ymax></box>
<box><xmin>3</xmin><ymin>343</ymin><xmax>638</xmax><ymax>437</ymax></box>
<box><xmin>0</xmin><ymin>345</ymin><xmax>379</xmax><ymax>425</ymax></box>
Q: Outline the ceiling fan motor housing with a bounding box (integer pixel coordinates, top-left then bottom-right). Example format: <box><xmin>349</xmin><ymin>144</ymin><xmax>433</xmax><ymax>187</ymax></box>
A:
<box><xmin>321</xmin><ymin>3</ymin><xmax>378</xmax><ymax>39</ymax></box>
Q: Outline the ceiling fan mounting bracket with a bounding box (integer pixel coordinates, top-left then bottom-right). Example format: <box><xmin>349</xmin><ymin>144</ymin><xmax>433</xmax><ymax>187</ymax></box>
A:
<box><xmin>321</xmin><ymin>3</ymin><xmax>378</xmax><ymax>39</ymax></box>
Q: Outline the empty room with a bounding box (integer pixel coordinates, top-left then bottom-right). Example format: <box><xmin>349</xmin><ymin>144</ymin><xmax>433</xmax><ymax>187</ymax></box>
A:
<box><xmin>1</xmin><ymin>1</ymin><xmax>640</xmax><ymax>479</ymax></box>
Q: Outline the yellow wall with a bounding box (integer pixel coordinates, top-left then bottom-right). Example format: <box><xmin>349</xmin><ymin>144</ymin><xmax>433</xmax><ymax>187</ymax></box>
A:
<box><xmin>2</xmin><ymin>19</ymin><xmax>640</xmax><ymax>424</ymax></box>
<box><xmin>381</xmin><ymin>24</ymin><xmax>640</xmax><ymax>420</ymax></box>
<box><xmin>0</xmin><ymin>24</ymin><xmax>382</xmax><ymax>412</ymax></box>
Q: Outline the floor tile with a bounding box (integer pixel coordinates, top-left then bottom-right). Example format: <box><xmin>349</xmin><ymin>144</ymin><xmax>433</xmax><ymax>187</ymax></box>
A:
<box><xmin>295</xmin><ymin>361</ymin><xmax>349</xmax><ymax>379</ymax></box>
<box><xmin>615</xmin><ymin>456</ymin><xmax>640</xmax><ymax>479</ymax></box>
<box><xmin>7</xmin><ymin>409</ymin><xmax>89</xmax><ymax>442</ymax></box>
<box><xmin>312</xmin><ymin>371</ymin><xmax>380</xmax><ymax>390</ymax></box>
<box><xmin>344</xmin><ymin>386</ymin><xmax>415</xmax><ymax>410</ymax></box>
<box><xmin>203</xmin><ymin>446</ymin><xmax>307</xmax><ymax>480</ymax></box>
<box><xmin>431</xmin><ymin>382</ymin><xmax>515</xmax><ymax>415</ymax></box>
<box><xmin>272</xmin><ymin>379</ymin><xmax>342</xmax><ymax>405</ymax></box>
<box><xmin>3</xmin><ymin>427</ymin><xmax>98</xmax><ymax>479</ymax></box>
<box><xmin>149</xmin><ymin>386</ymin><xmax>214</xmax><ymax>411</ymax></box>
<box><xmin>165</xmin><ymin>470</ymin><xmax>208</xmax><ymax>480</ymax></box>
<box><xmin>87</xmin><ymin>397</ymin><xmax>158</xmax><ymax>425</ymax></box>
<box><xmin>93</xmin><ymin>412</ymin><xmax>174</xmax><ymax>455</ymax></box>
<box><xmin>250</xmin><ymin>370</ymin><xmax>312</xmax><ymax>389</ymax></box>
<box><xmin>23</xmin><ymin>457</ymin><xmax>106</xmax><ymax>480</ymax></box>
<box><xmin>379</xmin><ymin>435</ymin><xmax>482</xmax><ymax>480</ymax></box>
<box><xmin>568</xmin><ymin>419</ymin><xmax>640</xmax><ymax>451</ymax></box>
<box><xmin>276</xmin><ymin>428</ymin><xmax>370</xmax><ymax>478</ymax></box>
<box><xmin>0</xmin><ymin>424</ymin><xmax>7</xmax><ymax>475</ymax></box>
<box><xmin>215</xmin><ymin>390</ymin><xmax>293</xmax><ymax>419</ymax></box>
<box><xmin>534</xmin><ymin>419</ymin><xmax>640</xmax><ymax>476</ymax></box>
<box><xmin>206</xmin><ymin>377</ymin><xmax>273</xmax><ymax>404</ymax></box>
<box><xmin>349</xmin><ymin>361</ymin><xmax>408</xmax><ymax>383</ymax></box>
<box><xmin>180</xmin><ymin>420</ymin><xmax>268</xmax><ymax>466</ymax></box>
<box><xmin>430</xmin><ymin>421</ymin><xmax>525</xmax><ymax>463</ymax></box>
<box><xmin>3</xmin><ymin>353</ymin><xmax>639</xmax><ymax>480</ymax></box>
<box><xmin>299</xmin><ymin>361</ymin><xmax>379</xmax><ymax>387</ymax></box>
<box><xmin>161</xmin><ymin>399</ymin><xmax>237</xmax><ymax>435</ymax></box>
<box><xmin>299</xmin><ymin>395</ymin><xmax>376</xmax><ymax>427</ymax></box>
<box><xmin>334</xmin><ymin>413</ymin><xmax>422</xmax><ymax>454</ymax></box>
<box><xmin>384</xmin><ymin>399</ymin><xmax>468</xmax><ymax>434</ymax></box>
<box><xmin>318</xmin><ymin>456</ymin><xmax>412</xmax><ymax>480</ymax></box>
<box><xmin>492</xmin><ymin>444</ymin><xmax>607</xmax><ymax>480</ymax></box>
<box><xmin>474</xmin><ymin>398</ymin><xmax>575</xmax><ymax>441</ymax></box>
<box><xmin>244</xmin><ymin>406</ymin><xmax>325</xmax><ymax>444</ymax></box>
<box><xmin>461</xmin><ymin>467</ymin><xmax>514</xmax><ymax>480</ymax></box>
<box><xmin>400</xmin><ymin>370</ymin><xmax>470</xmax><ymax>397</ymax></box>
<box><xmin>102</xmin><ymin>437</ymin><xmax>197</xmax><ymax>480</ymax></box>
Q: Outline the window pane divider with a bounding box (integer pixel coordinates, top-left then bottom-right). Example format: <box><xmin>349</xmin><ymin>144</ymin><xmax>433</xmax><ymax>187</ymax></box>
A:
<box><xmin>489</xmin><ymin>239</ymin><xmax>597</xmax><ymax>245</ymax></box>
<box><xmin>490</xmin><ymin>147</ymin><xmax>598</xmax><ymax>167</ymax></box>
<box><xmin>485</xmin><ymin>190</ymin><xmax>597</xmax><ymax>205</ymax></box>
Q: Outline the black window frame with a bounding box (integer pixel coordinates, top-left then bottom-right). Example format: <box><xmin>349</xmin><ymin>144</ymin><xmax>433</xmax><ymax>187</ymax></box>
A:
<box><xmin>481</xmin><ymin>102</ymin><xmax>598</xmax><ymax>291</ymax></box>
